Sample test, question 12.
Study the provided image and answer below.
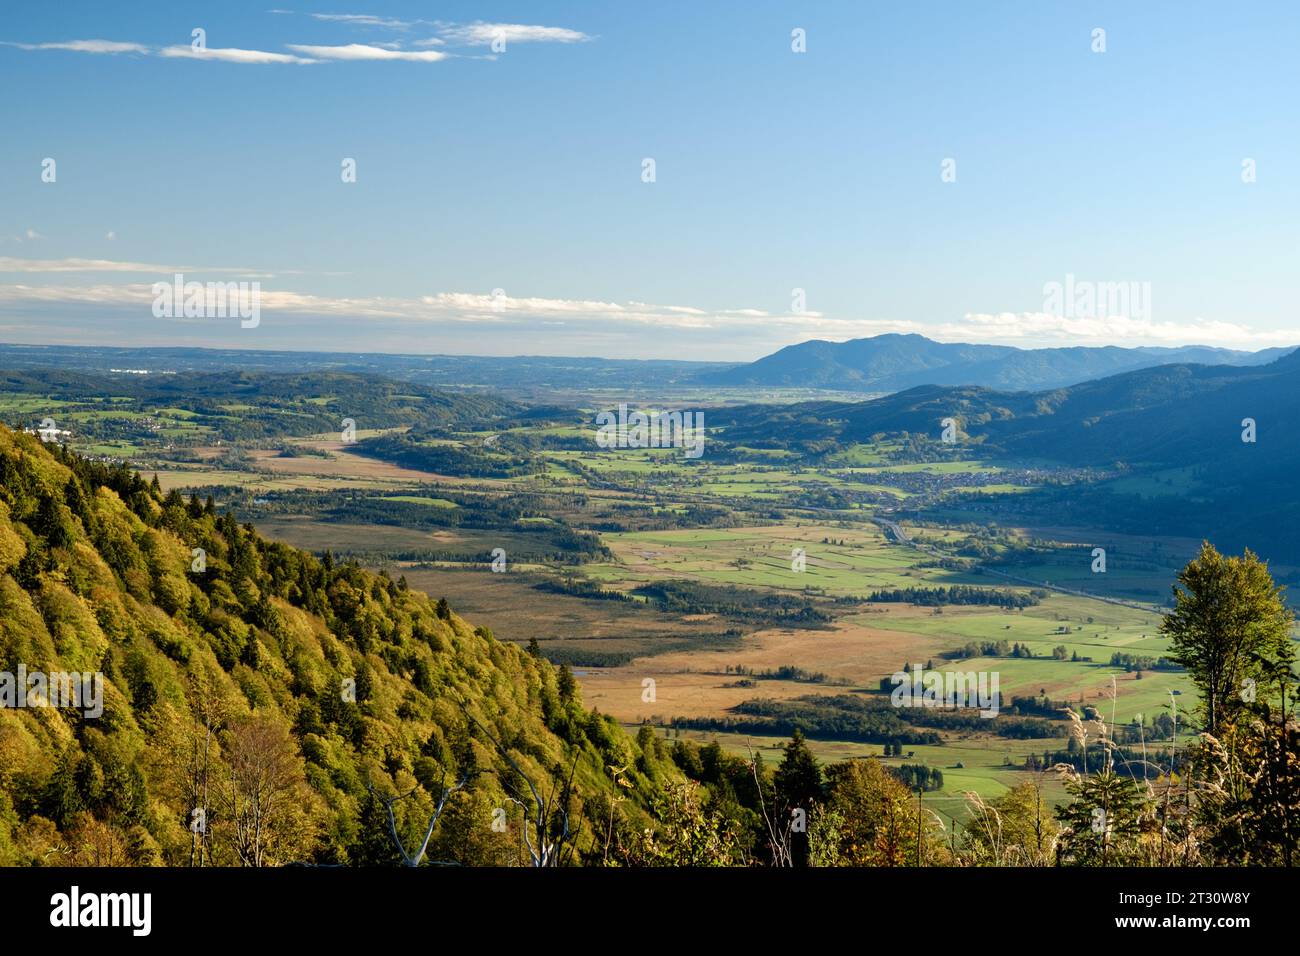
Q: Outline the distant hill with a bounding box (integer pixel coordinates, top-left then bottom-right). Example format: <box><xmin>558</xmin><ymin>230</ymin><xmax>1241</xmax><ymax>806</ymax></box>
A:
<box><xmin>712</xmin><ymin>349</ymin><xmax>1300</xmax><ymax>560</ymax></box>
<box><xmin>716</xmin><ymin>346</ymin><xmax>1300</xmax><ymax>468</ymax></box>
<box><xmin>697</xmin><ymin>333</ymin><xmax>1292</xmax><ymax>392</ymax></box>
<box><xmin>0</xmin><ymin>369</ymin><xmax>523</xmax><ymax>445</ymax></box>
<box><xmin>0</xmin><ymin>344</ymin><xmax>726</xmax><ymax>396</ymax></box>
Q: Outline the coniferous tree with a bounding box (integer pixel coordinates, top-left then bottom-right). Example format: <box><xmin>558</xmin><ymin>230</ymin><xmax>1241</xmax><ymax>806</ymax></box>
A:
<box><xmin>773</xmin><ymin>730</ymin><xmax>821</xmax><ymax>865</ymax></box>
<box><xmin>558</xmin><ymin>664</ymin><xmax>577</xmax><ymax>704</ymax></box>
<box><xmin>1162</xmin><ymin>542</ymin><xmax>1295</xmax><ymax>735</ymax></box>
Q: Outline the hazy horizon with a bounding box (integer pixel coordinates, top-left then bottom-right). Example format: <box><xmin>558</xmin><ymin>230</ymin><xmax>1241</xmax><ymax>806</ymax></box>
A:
<box><xmin>0</xmin><ymin>330</ymin><xmax>1296</xmax><ymax>367</ymax></box>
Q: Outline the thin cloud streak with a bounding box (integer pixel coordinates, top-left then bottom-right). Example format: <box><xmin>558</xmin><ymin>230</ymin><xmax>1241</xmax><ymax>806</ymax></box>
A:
<box><xmin>286</xmin><ymin>43</ymin><xmax>445</xmax><ymax>62</ymax></box>
<box><xmin>0</xmin><ymin>279</ymin><xmax>1295</xmax><ymax>353</ymax></box>
<box><xmin>4</xmin><ymin>37</ymin><xmax>451</xmax><ymax>65</ymax></box>
<box><xmin>1</xmin><ymin>19</ymin><xmax>591</xmax><ymax>66</ymax></box>
<box><xmin>431</xmin><ymin>22</ymin><xmax>590</xmax><ymax>45</ymax></box>
<box><xmin>158</xmin><ymin>45</ymin><xmax>316</xmax><ymax>64</ymax></box>
<box><xmin>310</xmin><ymin>13</ymin><xmax>428</xmax><ymax>30</ymax></box>
<box><xmin>0</xmin><ymin>257</ymin><xmax>272</xmax><ymax>275</ymax></box>
<box><xmin>1</xmin><ymin>39</ymin><xmax>149</xmax><ymax>54</ymax></box>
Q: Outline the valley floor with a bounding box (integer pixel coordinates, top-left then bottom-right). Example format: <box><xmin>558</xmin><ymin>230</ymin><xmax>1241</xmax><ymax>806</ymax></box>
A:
<box><xmin>9</xmin><ymin>386</ymin><xmax>1275</xmax><ymax>832</ymax></box>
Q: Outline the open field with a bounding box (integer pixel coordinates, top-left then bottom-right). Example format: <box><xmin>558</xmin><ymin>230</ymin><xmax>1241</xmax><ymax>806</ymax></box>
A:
<box><xmin>254</xmin><ymin>516</ymin><xmax>583</xmax><ymax>565</ymax></box>
<box><xmin>580</xmin><ymin>615</ymin><xmax>949</xmax><ymax>721</ymax></box>
<box><xmin>654</xmin><ymin>727</ymin><xmax>1075</xmax><ymax>823</ymax></box>
<box><xmin>243</xmin><ymin>445</ymin><xmax>445</xmax><ymax>483</ymax></box>
<box><xmin>396</xmin><ymin>566</ymin><xmax>742</xmax><ymax>665</ymax></box>
<box><xmin>253</xmin><ymin>517</ymin><xmax>466</xmax><ymax>553</ymax></box>
<box><xmin>600</xmin><ymin>523</ymin><xmax>986</xmax><ymax>596</ymax></box>
<box><xmin>152</xmin><ymin>467</ymin><xmax>411</xmax><ymax>493</ymax></box>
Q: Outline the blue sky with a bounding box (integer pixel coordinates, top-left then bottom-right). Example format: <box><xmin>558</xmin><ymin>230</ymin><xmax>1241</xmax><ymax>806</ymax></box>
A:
<box><xmin>1</xmin><ymin>1</ymin><xmax>1297</xmax><ymax>359</ymax></box>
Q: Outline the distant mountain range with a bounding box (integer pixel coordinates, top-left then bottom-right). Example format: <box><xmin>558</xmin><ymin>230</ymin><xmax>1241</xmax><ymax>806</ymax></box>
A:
<box><xmin>696</xmin><ymin>333</ymin><xmax>1294</xmax><ymax>392</ymax></box>
<box><xmin>5</xmin><ymin>337</ymin><xmax>1292</xmax><ymax>399</ymax></box>
<box><xmin>0</xmin><ymin>344</ymin><xmax>725</xmax><ymax>396</ymax></box>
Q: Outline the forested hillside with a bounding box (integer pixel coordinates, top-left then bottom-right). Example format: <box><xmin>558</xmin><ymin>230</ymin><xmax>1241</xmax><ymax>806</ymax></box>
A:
<box><xmin>709</xmin><ymin>349</ymin><xmax>1300</xmax><ymax>560</ymax></box>
<box><xmin>0</xmin><ymin>423</ymin><xmax>666</xmax><ymax>866</ymax></box>
<box><xmin>0</xmin><ymin>369</ymin><xmax>520</xmax><ymax>445</ymax></box>
<box><xmin>713</xmin><ymin>348</ymin><xmax>1300</xmax><ymax>468</ymax></box>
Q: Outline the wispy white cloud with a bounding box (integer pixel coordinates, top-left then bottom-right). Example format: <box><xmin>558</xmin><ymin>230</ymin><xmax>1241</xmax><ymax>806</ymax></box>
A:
<box><xmin>4</xmin><ymin>36</ymin><xmax>446</xmax><ymax>65</ymax></box>
<box><xmin>432</xmin><ymin>22</ymin><xmax>591</xmax><ymax>45</ymax></box>
<box><xmin>0</xmin><ymin>278</ymin><xmax>792</xmax><ymax>329</ymax></box>
<box><xmin>158</xmin><ymin>44</ymin><xmax>316</xmax><ymax>64</ymax></box>
<box><xmin>286</xmin><ymin>43</ymin><xmax>445</xmax><ymax>62</ymax></box>
<box><xmin>1</xmin><ymin>38</ymin><xmax>149</xmax><ymax>54</ymax></box>
<box><xmin>2</xmin><ymin>22</ymin><xmax>591</xmax><ymax>68</ymax></box>
<box><xmin>931</xmin><ymin>312</ymin><xmax>1300</xmax><ymax>348</ymax></box>
<box><xmin>311</xmin><ymin>13</ymin><xmax>429</xmax><ymax>30</ymax></box>
<box><xmin>300</xmin><ymin>13</ymin><xmax>588</xmax><ymax>46</ymax></box>
<box><xmin>0</xmin><ymin>257</ymin><xmax>268</xmax><ymax>275</ymax></box>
